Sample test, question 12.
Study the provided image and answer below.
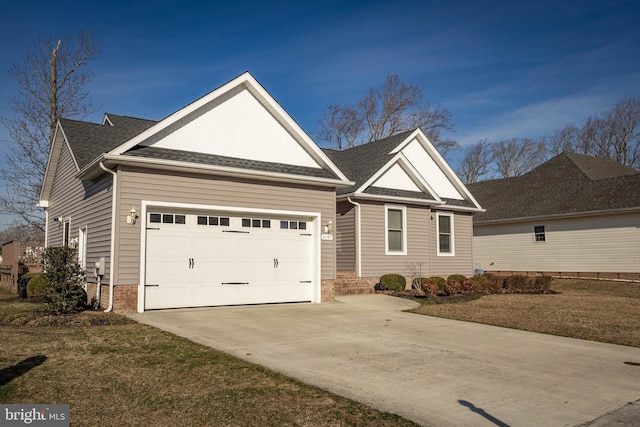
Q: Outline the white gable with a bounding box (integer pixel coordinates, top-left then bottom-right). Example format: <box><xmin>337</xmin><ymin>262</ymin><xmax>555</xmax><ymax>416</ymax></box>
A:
<box><xmin>371</xmin><ymin>163</ymin><xmax>421</xmax><ymax>192</ymax></box>
<box><xmin>139</xmin><ymin>84</ymin><xmax>320</xmax><ymax>169</ymax></box>
<box><xmin>402</xmin><ymin>139</ymin><xmax>464</xmax><ymax>200</ymax></box>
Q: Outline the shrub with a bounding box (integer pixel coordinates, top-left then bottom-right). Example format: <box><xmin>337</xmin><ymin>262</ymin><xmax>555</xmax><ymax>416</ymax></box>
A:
<box><xmin>482</xmin><ymin>273</ymin><xmax>505</xmax><ymax>293</ymax></box>
<box><xmin>446</xmin><ymin>274</ymin><xmax>466</xmax><ymax>284</ymax></box>
<box><xmin>421</xmin><ymin>281</ymin><xmax>439</xmax><ymax>298</ymax></box>
<box><xmin>379</xmin><ymin>274</ymin><xmax>406</xmax><ymax>292</ymax></box>
<box><xmin>26</xmin><ymin>273</ymin><xmax>48</xmax><ymax>297</ymax></box>
<box><xmin>426</xmin><ymin>276</ymin><xmax>446</xmax><ymax>292</ymax></box>
<box><xmin>532</xmin><ymin>275</ymin><xmax>553</xmax><ymax>293</ymax></box>
<box><xmin>504</xmin><ymin>275</ymin><xmax>530</xmax><ymax>292</ymax></box>
<box><xmin>42</xmin><ymin>246</ymin><xmax>87</xmax><ymax>314</ymax></box>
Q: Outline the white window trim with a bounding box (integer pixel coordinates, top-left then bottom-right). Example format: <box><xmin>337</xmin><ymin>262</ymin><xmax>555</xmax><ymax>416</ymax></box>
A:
<box><xmin>436</xmin><ymin>212</ymin><xmax>455</xmax><ymax>256</ymax></box>
<box><xmin>63</xmin><ymin>218</ymin><xmax>71</xmax><ymax>247</ymax></box>
<box><xmin>533</xmin><ymin>225</ymin><xmax>546</xmax><ymax>243</ymax></box>
<box><xmin>385</xmin><ymin>204</ymin><xmax>407</xmax><ymax>255</ymax></box>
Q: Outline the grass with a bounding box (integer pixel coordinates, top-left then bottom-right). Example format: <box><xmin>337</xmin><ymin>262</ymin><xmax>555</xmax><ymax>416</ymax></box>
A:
<box><xmin>0</xmin><ymin>288</ymin><xmax>416</xmax><ymax>426</ymax></box>
<box><xmin>411</xmin><ymin>278</ymin><xmax>640</xmax><ymax>348</ymax></box>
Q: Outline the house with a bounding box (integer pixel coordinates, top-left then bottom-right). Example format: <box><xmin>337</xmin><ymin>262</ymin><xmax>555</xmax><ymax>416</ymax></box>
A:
<box><xmin>323</xmin><ymin>129</ymin><xmax>483</xmax><ymax>288</ymax></box>
<box><xmin>467</xmin><ymin>152</ymin><xmax>640</xmax><ymax>280</ymax></box>
<box><xmin>39</xmin><ymin>72</ymin><xmax>481</xmax><ymax>312</ymax></box>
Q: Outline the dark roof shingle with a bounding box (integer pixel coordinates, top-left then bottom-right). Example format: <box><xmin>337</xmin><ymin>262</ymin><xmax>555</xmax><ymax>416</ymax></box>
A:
<box><xmin>60</xmin><ymin>114</ymin><xmax>157</xmax><ymax>169</ymax></box>
<box><xmin>124</xmin><ymin>146</ymin><xmax>339</xmax><ymax>179</ymax></box>
<box><xmin>467</xmin><ymin>152</ymin><xmax>640</xmax><ymax>223</ymax></box>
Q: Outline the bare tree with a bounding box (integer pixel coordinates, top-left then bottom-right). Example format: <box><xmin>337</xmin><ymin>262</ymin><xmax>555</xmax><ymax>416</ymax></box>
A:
<box><xmin>546</xmin><ymin>98</ymin><xmax>640</xmax><ymax>169</ymax></box>
<box><xmin>317</xmin><ymin>103</ymin><xmax>363</xmax><ymax>150</ymax></box>
<box><xmin>457</xmin><ymin>139</ymin><xmax>493</xmax><ymax>183</ymax></box>
<box><xmin>492</xmin><ymin>138</ymin><xmax>547</xmax><ymax>178</ymax></box>
<box><xmin>548</xmin><ymin>124</ymin><xmax>581</xmax><ymax>156</ymax></box>
<box><xmin>317</xmin><ymin>74</ymin><xmax>457</xmax><ymax>155</ymax></box>
<box><xmin>0</xmin><ymin>31</ymin><xmax>101</xmax><ymax>231</ymax></box>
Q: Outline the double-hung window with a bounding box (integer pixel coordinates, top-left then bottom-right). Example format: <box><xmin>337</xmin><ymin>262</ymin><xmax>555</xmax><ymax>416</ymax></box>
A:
<box><xmin>385</xmin><ymin>205</ymin><xmax>406</xmax><ymax>255</ymax></box>
<box><xmin>534</xmin><ymin>225</ymin><xmax>546</xmax><ymax>242</ymax></box>
<box><xmin>437</xmin><ymin>212</ymin><xmax>454</xmax><ymax>256</ymax></box>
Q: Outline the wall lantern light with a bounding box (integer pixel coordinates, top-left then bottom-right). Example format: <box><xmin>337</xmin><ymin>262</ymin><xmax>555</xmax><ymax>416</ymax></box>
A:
<box><xmin>324</xmin><ymin>219</ymin><xmax>334</xmax><ymax>234</ymax></box>
<box><xmin>127</xmin><ymin>207</ymin><xmax>138</xmax><ymax>225</ymax></box>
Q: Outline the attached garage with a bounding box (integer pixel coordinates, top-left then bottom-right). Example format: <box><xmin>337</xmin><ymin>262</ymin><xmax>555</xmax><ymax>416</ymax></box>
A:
<box><xmin>142</xmin><ymin>205</ymin><xmax>319</xmax><ymax>310</ymax></box>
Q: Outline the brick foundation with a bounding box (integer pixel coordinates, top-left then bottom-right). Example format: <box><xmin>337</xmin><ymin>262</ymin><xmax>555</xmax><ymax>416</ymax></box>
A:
<box><xmin>321</xmin><ymin>279</ymin><xmax>335</xmax><ymax>302</ymax></box>
<box><xmin>86</xmin><ymin>283</ymin><xmax>139</xmax><ymax>312</ymax></box>
<box><xmin>487</xmin><ymin>270</ymin><xmax>640</xmax><ymax>282</ymax></box>
<box><xmin>334</xmin><ymin>271</ymin><xmax>378</xmax><ymax>295</ymax></box>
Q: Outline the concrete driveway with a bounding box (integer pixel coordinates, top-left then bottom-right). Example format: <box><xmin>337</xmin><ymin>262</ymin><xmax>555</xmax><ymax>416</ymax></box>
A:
<box><xmin>130</xmin><ymin>295</ymin><xmax>640</xmax><ymax>426</ymax></box>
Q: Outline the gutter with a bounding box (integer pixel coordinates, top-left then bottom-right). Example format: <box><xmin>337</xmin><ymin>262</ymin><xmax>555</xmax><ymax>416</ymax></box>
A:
<box><xmin>99</xmin><ymin>162</ymin><xmax>117</xmax><ymax>312</ymax></box>
<box><xmin>347</xmin><ymin>197</ymin><xmax>362</xmax><ymax>278</ymax></box>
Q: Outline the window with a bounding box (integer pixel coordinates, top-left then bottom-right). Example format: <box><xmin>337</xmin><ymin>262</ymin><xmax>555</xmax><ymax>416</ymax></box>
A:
<box><xmin>437</xmin><ymin>212</ymin><xmax>454</xmax><ymax>256</ymax></box>
<box><xmin>280</xmin><ymin>220</ymin><xmax>306</xmax><ymax>230</ymax></box>
<box><xmin>242</xmin><ymin>218</ymin><xmax>272</xmax><ymax>228</ymax></box>
<box><xmin>197</xmin><ymin>216</ymin><xmax>229</xmax><ymax>226</ymax></box>
<box><xmin>149</xmin><ymin>213</ymin><xmax>187</xmax><ymax>225</ymax></box>
<box><xmin>534</xmin><ymin>225</ymin><xmax>546</xmax><ymax>242</ymax></box>
<box><xmin>385</xmin><ymin>205</ymin><xmax>406</xmax><ymax>255</ymax></box>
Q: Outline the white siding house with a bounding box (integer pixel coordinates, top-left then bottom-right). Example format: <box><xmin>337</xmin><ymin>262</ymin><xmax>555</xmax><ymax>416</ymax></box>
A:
<box><xmin>468</xmin><ymin>152</ymin><xmax>640</xmax><ymax>280</ymax></box>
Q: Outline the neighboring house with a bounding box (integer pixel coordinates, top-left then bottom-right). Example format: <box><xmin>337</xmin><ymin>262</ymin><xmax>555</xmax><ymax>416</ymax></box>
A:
<box><xmin>323</xmin><ymin>129</ymin><xmax>483</xmax><ymax>286</ymax></box>
<box><xmin>40</xmin><ymin>72</ymin><xmax>352</xmax><ymax>312</ymax></box>
<box><xmin>468</xmin><ymin>152</ymin><xmax>640</xmax><ymax>280</ymax></box>
<box><xmin>39</xmin><ymin>72</ymin><xmax>482</xmax><ymax>312</ymax></box>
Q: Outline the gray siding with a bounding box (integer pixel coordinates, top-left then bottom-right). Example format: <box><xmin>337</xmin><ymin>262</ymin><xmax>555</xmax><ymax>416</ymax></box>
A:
<box><xmin>336</xmin><ymin>201</ymin><xmax>356</xmax><ymax>271</ymax></box>
<box><xmin>359</xmin><ymin>201</ymin><xmax>431</xmax><ymax>278</ymax></box>
<box><xmin>115</xmin><ymin>166</ymin><xmax>336</xmax><ymax>285</ymax></box>
<box><xmin>430</xmin><ymin>211</ymin><xmax>474</xmax><ymax>276</ymax></box>
<box><xmin>357</xmin><ymin>201</ymin><xmax>474</xmax><ymax>278</ymax></box>
<box><xmin>473</xmin><ymin>212</ymin><xmax>640</xmax><ymax>273</ymax></box>
<box><xmin>46</xmin><ymin>144</ymin><xmax>113</xmax><ymax>284</ymax></box>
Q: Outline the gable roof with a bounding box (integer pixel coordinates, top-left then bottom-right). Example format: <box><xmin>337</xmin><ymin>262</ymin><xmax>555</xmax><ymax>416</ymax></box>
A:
<box><xmin>323</xmin><ymin>129</ymin><xmax>482</xmax><ymax>211</ymax></box>
<box><xmin>61</xmin><ymin>115</ymin><xmax>157</xmax><ymax>169</ymax></box>
<box><xmin>40</xmin><ymin>72</ymin><xmax>354</xmax><ymax>206</ymax></box>
<box><xmin>467</xmin><ymin>152</ymin><xmax>640</xmax><ymax>223</ymax></box>
<box><xmin>98</xmin><ymin>72</ymin><xmax>350</xmax><ymax>185</ymax></box>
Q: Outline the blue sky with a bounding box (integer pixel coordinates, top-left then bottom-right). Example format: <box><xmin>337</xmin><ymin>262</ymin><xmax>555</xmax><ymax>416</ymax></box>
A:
<box><xmin>0</xmin><ymin>0</ymin><xmax>639</xmax><ymax>227</ymax></box>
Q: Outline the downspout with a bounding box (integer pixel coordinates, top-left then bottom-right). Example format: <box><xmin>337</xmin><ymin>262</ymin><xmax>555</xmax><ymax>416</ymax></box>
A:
<box><xmin>99</xmin><ymin>162</ymin><xmax>117</xmax><ymax>312</ymax></box>
<box><xmin>44</xmin><ymin>209</ymin><xmax>49</xmax><ymax>248</ymax></box>
<box><xmin>347</xmin><ymin>197</ymin><xmax>362</xmax><ymax>278</ymax></box>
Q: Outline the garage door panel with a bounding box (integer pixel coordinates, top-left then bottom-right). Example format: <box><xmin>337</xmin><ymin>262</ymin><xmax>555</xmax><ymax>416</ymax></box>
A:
<box><xmin>144</xmin><ymin>211</ymin><xmax>316</xmax><ymax>310</ymax></box>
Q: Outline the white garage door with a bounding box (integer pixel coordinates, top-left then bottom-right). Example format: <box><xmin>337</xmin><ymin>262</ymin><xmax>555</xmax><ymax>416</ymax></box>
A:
<box><xmin>144</xmin><ymin>211</ymin><xmax>315</xmax><ymax>310</ymax></box>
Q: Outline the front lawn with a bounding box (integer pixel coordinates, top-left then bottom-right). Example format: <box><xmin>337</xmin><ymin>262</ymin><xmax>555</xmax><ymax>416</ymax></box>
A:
<box><xmin>0</xmin><ymin>288</ymin><xmax>416</xmax><ymax>426</ymax></box>
<box><xmin>411</xmin><ymin>278</ymin><xmax>640</xmax><ymax>348</ymax></box>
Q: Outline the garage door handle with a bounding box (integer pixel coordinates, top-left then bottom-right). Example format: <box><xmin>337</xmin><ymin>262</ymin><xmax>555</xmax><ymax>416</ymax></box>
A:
<box><xmin>188</xmin><ymin>258</ymin><xmax>194</xmax><ymax>268</ymax></box>
<box><xmin>274</xmin><ymin>258</ymin><xmax>279</xmax><ymax>268</ymax></box>
<box><xmin>222</xmin><ymin>282</ymin><xmax>249</xmax><ymax>285</ymax></box>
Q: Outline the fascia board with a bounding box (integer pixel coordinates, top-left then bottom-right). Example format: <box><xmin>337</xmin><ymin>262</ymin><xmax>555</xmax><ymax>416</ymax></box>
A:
<box><xmin>409</xmin><ymin>129</ymin><xmax>484</xmax><ymax>211</ymax></box>
<box><xmin>396</xmin><ymin>153</ymin><xmax>443</xmax><ymax>203</ymax></box>
<box><xmin>39</xmin><ymin>121</ymin><xmax>78</xmax><ymax>204</ymax></box>
<box><xmin>99</xmin><ymin>154</ymin><xmax>355</xmax><ymax>188</ymax></box>
<box><xmin>106</xmin><ymin>72</ymin><xmax>352</xmax><ymax>185</ymax></box>
<box><xmin>338</xmin><ymin>192</ymin><xmax>444</xmax><ymax>206</ymax></box>
<box><xmin>242</xmin><ymin>74</ymin><xmax>352</xmax><ymax>183</ymax></box>
<box><xmin>474</xmin><ymin>206</ymin><xmax>640</xmax><ymax>225</ymax></box>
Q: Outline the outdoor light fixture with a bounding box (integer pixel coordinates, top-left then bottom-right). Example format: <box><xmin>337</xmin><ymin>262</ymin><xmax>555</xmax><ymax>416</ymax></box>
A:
<box><xmin>127</xmin><ymin>207</ymin><xmax>138</xmax><ymax>225</ymax></box>
<box><xmin>324</xmin><ymin>219</ymin><xmax>334</xmax><ymax>234</ymax></box>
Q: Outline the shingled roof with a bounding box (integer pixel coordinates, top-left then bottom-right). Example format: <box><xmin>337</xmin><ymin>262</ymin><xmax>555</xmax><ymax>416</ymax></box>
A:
<box><xmin>124</xmin><ymin>146</ymin><xmax>340</xmax><ymax>179</ymax></box>
<box><xmin>60</xmin><ymin>114</ymin><xmax>157</xmax><ymax>169</ymax></box>
<box><xmin>322</xmin><ymin>130</ymin><xmax>437</xmax><ymax>197</ymax></box>
<box><xmin>467</xmin><ymin>152</ymin><xmax>640</xmax><ymax>223</ymax></box>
